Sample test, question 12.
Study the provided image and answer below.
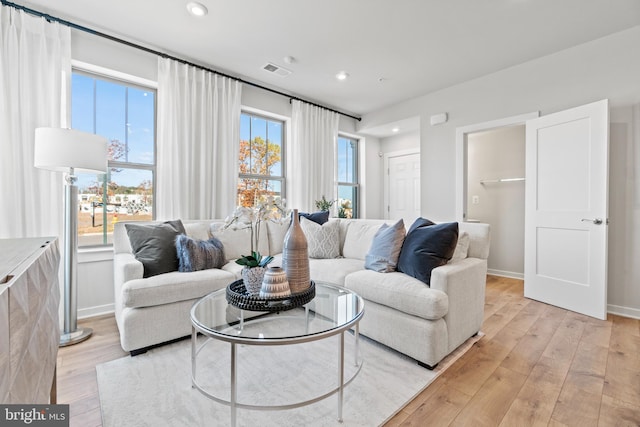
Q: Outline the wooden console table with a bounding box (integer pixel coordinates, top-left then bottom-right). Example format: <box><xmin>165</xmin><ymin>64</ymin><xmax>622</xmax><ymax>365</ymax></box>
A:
<box><xmin>0</xmin><ymin>238</ymin><xmax>60</xmax><ymax>403</ymax></box>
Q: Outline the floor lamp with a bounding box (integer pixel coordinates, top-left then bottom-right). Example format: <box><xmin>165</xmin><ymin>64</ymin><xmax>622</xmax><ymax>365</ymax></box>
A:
<box><xmin>34</xmin><ymin>128</ymin><xmax>108</xmax><ymax>347</ymax></box>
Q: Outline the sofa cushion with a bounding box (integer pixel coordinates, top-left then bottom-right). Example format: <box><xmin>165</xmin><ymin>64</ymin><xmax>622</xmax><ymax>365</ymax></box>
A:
<box><xmin>175</xmin><ymin>235</ymin><xmax>225</xmax><ymax>272</ymax></box>
<box><xmin>342</xmin><ymin>220</ymin><xmax>388</xmax><ymax>260</ymax></box>
<box><xmin>183</xmin><ymin>222</ymin><xmax>211</xmax><ymax>240</ymax></box>
<box><xmin>266</xmin><ymin>221</ymin><xmax>289</xmax><ymax>255</ymax></box>
<box><xmin>364</xmin><ymin>219</ymin><xmax>406</xmax><ymax>273</ymax></box>
<box><xmin>125</xmin><ymin>220</ymin><xmax>186</xmax><ymax>278</ymax></box>
<box><xmin>300</xmin><ymin>216</ymin><xmax>340</xmax><ymax>259</ymax></box>
<box><xmin>122</xmin><ymin>268</ymin><xmax>236</xmax><ymax>308</ymax></box>
<box><xmin>299</xmin><ymin>210</ymin><xmax>330</xmax><ymax>225</ymax></box>
<box><xmin>210</xmin><ymin>222</ymin><xmax>270</xmax><ymax>260</ymax></box>
<box><xmin>397</xmin><ymin>220</ymin><xmax>459</xmax><ymax>285</ymax></box>
<box><xmin>308</xmin><ymin>258</ymin><xmax>364</xmax><ymax>286</ymax></box>
<box><xmin>344</xmin><ymin>270</ymin><xmax>448</xmax><ymax>321</ymax></box>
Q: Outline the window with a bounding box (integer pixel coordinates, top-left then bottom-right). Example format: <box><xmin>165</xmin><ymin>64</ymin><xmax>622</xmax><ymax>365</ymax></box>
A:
<box><xmin>337</xmin><ymin>136</ymin><xmax>359</xmax><ymax>218</ymax></box>
<box><xmin>71</xmin><ymin>70</ymin><xmax>156</xmax><ymax>246</ymax></box>
<box><xmin>238</xmin><ymin>112</ymin><xmax>285</xmax><ymax>207</ymax></box>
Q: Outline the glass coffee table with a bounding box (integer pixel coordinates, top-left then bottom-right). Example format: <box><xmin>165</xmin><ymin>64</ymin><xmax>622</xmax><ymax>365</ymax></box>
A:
<box><xmin>190</xmin><ymin>281</ymin><xmax>364</xmax><ymax>426</ymax></box>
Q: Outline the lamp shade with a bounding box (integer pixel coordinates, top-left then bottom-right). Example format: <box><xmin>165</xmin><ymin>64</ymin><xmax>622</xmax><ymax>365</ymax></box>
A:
<box><xmin>34</xmin><ymin>128</ymin><xmax>108</xmax><ymax>174</ymax></box>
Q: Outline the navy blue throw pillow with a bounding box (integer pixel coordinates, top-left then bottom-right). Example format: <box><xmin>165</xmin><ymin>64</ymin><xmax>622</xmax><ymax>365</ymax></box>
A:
<box><xmin>299</xmin><ymin>210</ymin><xmax>330</xmax><ymax>225</ymax></box>
<box><xmin>397</xmin><ymin>220</ymin><xmax>459</xmax><ymax>285</ymax></box>
<box><xmin>407</xmin><ymin>217</ymin><xmax>435</xmax><ymax>234</ymax></box>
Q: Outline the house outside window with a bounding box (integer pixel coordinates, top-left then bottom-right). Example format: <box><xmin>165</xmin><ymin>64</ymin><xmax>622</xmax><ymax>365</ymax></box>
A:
<box><xmin>71</xmin><ymin>70</ymin><xmax>156</xmax><ymax>246</ymax></box>
<box><xmin>238</xmin><ymin>112</ymin><xmax>285</xmax><ymax>207</ymax></box>
<box><xmin>337</xmin><ymin>135</ymin><xmax>359</xmax><ymax>218</ymax></box>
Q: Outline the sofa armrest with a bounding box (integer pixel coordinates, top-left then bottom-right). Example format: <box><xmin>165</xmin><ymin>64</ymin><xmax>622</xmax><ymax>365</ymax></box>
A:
<box><xmin>430</xmin><ymin>257</ymin><xmax>487</xmax><ymax>352</ymax></box>
<box><xmin>114</xmin><ymin>253</ymin><xmax>144</xmax><ymax>292</ymax></box>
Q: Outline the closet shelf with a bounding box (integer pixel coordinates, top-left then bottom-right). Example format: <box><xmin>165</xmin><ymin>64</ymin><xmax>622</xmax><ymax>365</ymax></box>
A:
<box><xmin>480</xmin><ymin>177</ymin><xmax>525</xmax><ymax>184</ymax></box>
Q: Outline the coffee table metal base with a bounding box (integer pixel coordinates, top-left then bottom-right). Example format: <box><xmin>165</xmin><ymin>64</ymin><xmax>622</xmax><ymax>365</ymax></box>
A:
<box><xmin>190</xmin><ymin>325</ymin><xmax>362</xmax><ymax>426</ymax></box>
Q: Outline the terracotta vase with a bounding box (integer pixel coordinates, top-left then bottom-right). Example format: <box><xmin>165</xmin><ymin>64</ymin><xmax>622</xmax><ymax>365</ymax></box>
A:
<box><xmin>282</xmin><ymin>209</ymin><xmax>310</xmax><ymax>293</ymax></box>
<box><xmin>242</xmin><ymin>266</ymin><xmax>265</xmax><ymax>296</ymax></box>
<box><xmin>260</xmin><ymin>266</ymin><xmax>291</xmax><ymax>298</ymax></box>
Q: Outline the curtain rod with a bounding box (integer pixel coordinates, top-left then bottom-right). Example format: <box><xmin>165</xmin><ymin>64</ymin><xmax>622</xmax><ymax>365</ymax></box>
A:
<box><xmin>1</xmin><ymin>0</ymin><xmax>362</xmax><ymax>122</ymax></box>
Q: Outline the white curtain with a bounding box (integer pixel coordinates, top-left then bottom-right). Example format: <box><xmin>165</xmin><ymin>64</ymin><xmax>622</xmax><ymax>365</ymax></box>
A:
<box><xmin>290</xmin><ymin>100</ymin><xmax>340</xmax><ymax>212</ymax></box>
<box><xmin>0</xmin><ymin>6</ymin><xmax>70</xmax><ymax>238</ymax></box>
<box><xmin>156</xmin><ymin>58</ymin><xmax>242</xmax><ymax>220</ymax></box>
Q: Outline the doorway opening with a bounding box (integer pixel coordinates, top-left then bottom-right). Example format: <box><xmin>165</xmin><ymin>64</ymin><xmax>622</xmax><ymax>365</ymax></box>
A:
<box><xmin>455</xmin><ymin>112</ymin><xmax>538</xmax><ymax>279</ymax></box>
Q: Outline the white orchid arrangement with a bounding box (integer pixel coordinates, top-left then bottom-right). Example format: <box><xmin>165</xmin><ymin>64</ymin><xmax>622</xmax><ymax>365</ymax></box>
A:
<box><xmin>224</xmin><ymin>196</ymin><xmax>289</xmax><ymax>254</ymax></box>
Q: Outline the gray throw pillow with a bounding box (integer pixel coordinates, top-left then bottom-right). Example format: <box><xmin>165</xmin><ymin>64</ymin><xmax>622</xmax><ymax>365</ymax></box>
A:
<box><xmin>125</xmin><ymin>220</ymin><xmax>186</xmax><ymax>278</ymax></box>
<box><xmin>364</xmin><ymin>219</ymin><xmax>406</xmax><ymax>272</ymax></box>
<box><xmin>175</xmin><ymin>235</ymin><xmax>225</xmax><ymax>272</ymax></box>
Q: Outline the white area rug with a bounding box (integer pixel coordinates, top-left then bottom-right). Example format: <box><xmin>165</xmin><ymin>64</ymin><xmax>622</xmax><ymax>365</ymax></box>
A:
<box><xmin>97</xmin><ymin>332</ymin><xmax>480</xmax><ymax>427</ymax></box>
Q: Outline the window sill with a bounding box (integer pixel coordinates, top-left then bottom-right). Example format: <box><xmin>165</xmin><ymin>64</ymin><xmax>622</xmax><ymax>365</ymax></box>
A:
<box><xmin>78</xmin><ymin>245</ymin><xmax>114</xmax><ymax>263</ymax></box>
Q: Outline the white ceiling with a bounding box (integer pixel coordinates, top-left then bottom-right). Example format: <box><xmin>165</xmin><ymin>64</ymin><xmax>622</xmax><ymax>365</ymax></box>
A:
<box><xmin>15</xmin><ymin>0</ymin><xmax>640</xmax><ymax>119</ymax></box>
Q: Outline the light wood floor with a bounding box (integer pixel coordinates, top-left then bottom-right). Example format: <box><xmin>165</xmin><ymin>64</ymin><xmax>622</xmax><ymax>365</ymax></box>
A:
<box><xmin>57</xmin><ymin>276</ymin><xmax>640</xmax><ymax>426</ymax></box>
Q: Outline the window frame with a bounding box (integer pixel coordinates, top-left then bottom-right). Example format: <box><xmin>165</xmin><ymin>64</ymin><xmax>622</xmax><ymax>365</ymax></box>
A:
<box><xmin>71</xmin><ymin>65</ymin><xmax>157</xmax><ymax>247</ymax></box>
<box><xmin>237</xmin><ymin>110</ymin><xmax>286</xmax><ymax>206</ymax></box>
<box><xmin>336</xmin><ymin>134</ymin><xmax>360</xmax><ymax>218</ymax></box>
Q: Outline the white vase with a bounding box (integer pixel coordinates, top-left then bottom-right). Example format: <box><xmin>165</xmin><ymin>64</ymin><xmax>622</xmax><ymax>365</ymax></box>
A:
<box><xmin>242</xmin><ymin>266</ymin><xmax>265</xmax><ymax>296</ymax></box>
<box><xmin>260</xmin><ymin>266</ymin><xmax>291</xmax><ymax>299</ymax></box>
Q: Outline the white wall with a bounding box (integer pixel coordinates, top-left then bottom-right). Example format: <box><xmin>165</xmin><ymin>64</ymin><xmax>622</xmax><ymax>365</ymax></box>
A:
<box><xmin>359</xmin><ymin>25</ymin><xmax>640</xmax><ymax>318</ymax></box>
<box><xmin>467</xmin><ymin>126</ymin><xmax>525</xmax><ymax>278</ymax></box>
<box><xmin>380</xmin><ymin>130</ymin><xmax>420</xmax><ymax>154</ymax></box>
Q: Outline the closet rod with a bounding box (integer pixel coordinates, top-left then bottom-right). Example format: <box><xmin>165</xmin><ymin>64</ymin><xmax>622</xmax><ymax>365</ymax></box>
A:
<box><xmin>1</xmin><ymin>0</ymin><xmax>362</xmax><ymax>122</ymax></box>
<box><xmin>480</xmin><ymin>177</ymin><xmax>525</xmax><ymax>184</ymax></box>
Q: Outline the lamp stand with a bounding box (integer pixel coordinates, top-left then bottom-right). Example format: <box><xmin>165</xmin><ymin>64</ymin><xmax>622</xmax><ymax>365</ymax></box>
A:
<box><xmin>59</xmin><ymin>170</ymin><xmax>92</xmax><ymax>347</ymax></box>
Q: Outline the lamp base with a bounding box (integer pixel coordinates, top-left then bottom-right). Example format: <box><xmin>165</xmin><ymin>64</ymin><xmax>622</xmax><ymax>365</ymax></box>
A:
<box><xmin>59</xmin><ymin>327</ymin><xmax>93</xmax><ymax>347</ymax></box>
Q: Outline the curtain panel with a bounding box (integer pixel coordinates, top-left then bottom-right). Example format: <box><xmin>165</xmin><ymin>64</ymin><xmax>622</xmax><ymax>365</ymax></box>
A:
<box><xmin>290</xmin><ymin>100</ymin><xmax>340</xmax><ymax>213</ymax></box>
<box><xmin>156</xmin><ymin>58</ymin><xmax>242</xmax><ymax>220</ymax></box>
<box><xmin>0</xmin><ymin>6</ymin><xmax>70</xmax><ymax>238</ymax></box>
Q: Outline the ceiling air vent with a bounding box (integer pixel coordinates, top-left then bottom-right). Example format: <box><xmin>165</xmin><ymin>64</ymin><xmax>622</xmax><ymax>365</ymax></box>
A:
<box><xmin>262</xmin><ymin>62</ymin><xmax>292</xmax><ymax>77</ymax></box>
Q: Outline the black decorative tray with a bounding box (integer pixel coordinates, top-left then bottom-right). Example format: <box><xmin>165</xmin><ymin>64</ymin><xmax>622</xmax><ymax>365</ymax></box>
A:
<box><xmin>226</xmin><ymin>279</ymin><xmax>316</xmax><ymax>312</ymax></box>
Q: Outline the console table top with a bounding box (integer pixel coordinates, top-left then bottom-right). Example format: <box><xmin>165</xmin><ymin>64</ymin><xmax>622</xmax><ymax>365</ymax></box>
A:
<box><xmin>0</xmin><ymin>237</ymin><xmax>57</xmax><ymax>284</ymax></box>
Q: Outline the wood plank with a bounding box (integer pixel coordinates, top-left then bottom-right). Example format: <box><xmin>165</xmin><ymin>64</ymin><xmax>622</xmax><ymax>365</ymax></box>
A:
<box><xmin>443</xmin><ymin>326</ymin><xmax>521</xmax><ymax>397</ymax></box>
<box><xmin>550</xmin><ymin>370</ymin><xmax>604</xmax><ymax>427</ymax></box>
<box><xmin>499</xmin><ymin>303</ymin><xmax>561</xmax><ymax>376</ymax></box>
<box><xmin>499</xmin><ymin>356</ymin><xmax>567</xmax><ymax>427</ymax></box>
<box><xmin>598</xmin><ymin>394</ymin><xmax>640</xmax><ymax>427</ymax></box>
<box><xmin>450</xmin><ymin>366</ymin><xmax>527</xmax><ymax>426</ymax></box>
<box><xmin>603</xmin><ymin>315</ymin><xmax>640</xmax><ymax>406</ymax></box>
<box><xmin>399</xmin><ymin>384</ymin><xmax>472</xmax><ymax>427</ymax></box>
<box><xmin>498</xmin><ymin>311</ymin><xmax>586</xmax><ymax>427</ymax></box>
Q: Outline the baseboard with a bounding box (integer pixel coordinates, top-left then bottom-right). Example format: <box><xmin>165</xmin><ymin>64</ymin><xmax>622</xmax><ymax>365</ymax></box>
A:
<box><xmin>607</xmin><ymin>304</ymin><xmax>640</xmax><ymax>320</ymax></box>
<box><xmin>78</xmin><ymin>303</ymin><xmax>114</xmax><ymax>319</ymax></box>
<box><xmin>487</xmin><ymin>269</ymin><xmax>524</xmax><ymax>280</ymax></box>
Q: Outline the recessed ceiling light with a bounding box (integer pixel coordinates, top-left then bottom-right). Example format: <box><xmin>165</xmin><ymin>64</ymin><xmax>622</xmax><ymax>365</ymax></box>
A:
<box><xmin>335</xmin><ymin>71</ymin><xmax>349</xmax><ymax>81</ymax></box>
<box><xmin>186</xmin><ymin>2</ymin><xmax>208</xmax><ymax>17</ymax></box>
<box><xmin>392</xmin><ymin>127</ymin><xmax>400</xmax><ymax>133</ymax></box>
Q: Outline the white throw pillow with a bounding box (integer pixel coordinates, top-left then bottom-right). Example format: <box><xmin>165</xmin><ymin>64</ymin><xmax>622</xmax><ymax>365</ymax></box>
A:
<box><xmin>299</xmin><ymin>217</ymin><xmax>340</xmax><ymax>259</ymax></box>
<box><xmin>451</xmin><ymin>231</ymin><xmax>470</xmax><ymax>263</ymax></box>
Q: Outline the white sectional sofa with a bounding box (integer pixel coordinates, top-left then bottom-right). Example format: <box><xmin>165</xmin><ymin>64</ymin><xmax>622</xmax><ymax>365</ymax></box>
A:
<box><xmin>113</xmin><ymin>218</ymin><xmax>490</xmax><ymax>367</ymax></box>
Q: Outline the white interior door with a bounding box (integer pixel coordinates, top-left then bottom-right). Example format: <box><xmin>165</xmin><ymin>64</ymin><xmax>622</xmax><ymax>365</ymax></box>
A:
<box><xmin>386</xmin><ymin>152</ymin><xmax>420</xmax><ymax>224</ymax></box>
<box><xmin>524</xmin><ymin>99</ymin><xmax>609</xmax><ymax>320</ymax></box>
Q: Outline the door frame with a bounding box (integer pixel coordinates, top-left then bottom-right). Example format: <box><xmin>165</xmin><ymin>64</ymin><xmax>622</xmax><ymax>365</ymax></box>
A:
<box><xmin>455</xmin><ymin>112</ymin><xmax>539</xmax><ymax>222</ymax></box>
<box><xmin>383</xmin><ymin>149</ymin><xmax>420</xmax><ymax>220</ymax></box>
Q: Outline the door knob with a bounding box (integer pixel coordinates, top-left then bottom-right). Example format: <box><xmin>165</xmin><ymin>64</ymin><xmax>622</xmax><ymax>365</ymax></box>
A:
<box><xmin>581</xmin><ymin>218</ymin><xmax>603</xmax><ymax>225</ymax></box>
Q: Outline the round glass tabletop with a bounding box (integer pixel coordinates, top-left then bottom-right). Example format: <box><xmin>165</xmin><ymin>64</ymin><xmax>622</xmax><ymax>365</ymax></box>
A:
<box><xmin>190</xmin><ymin>281</ymin><xmax>364</xmax><ymax>344</ymax></box>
